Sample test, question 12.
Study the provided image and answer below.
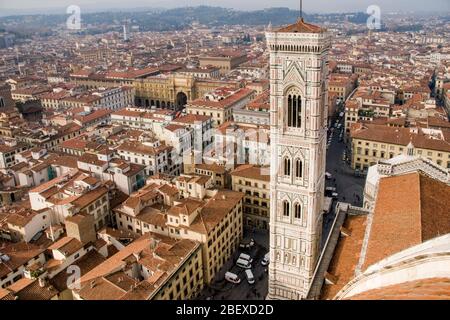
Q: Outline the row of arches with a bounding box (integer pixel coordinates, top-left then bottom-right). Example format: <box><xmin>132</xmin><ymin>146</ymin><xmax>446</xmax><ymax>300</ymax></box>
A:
<box><xmin>270</xmin><ymin>44</ymin><xmax>322</xmax><ymax>53</ymax></box>
<box><xmin>143</xmin><ymin>99</ymin><xmax>171</xmax><ymax>108</ymax></box>
<box><xmin>136</xmin><ymin>92</ymin><xmax>188</xmax><ymax>110</ymax></box>
<box><xmin>283</xmin><ymin>157</ymin><xmax>303</xmax><ymax>179</ymax></box>
<box><xmin>282</xmin><ymin>200</ymin><xmax>303</xmax><ymax>220</ymax></box>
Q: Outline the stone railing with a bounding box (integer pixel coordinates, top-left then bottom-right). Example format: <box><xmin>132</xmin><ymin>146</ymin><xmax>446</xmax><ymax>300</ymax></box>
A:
<box><xmin>378</xmin><ymin>157</ymin><xmax>450</xmax><ymax>184</ymax></box>
<box><xmin>306</xmin><ymin>203</ymin><xmax>349</xmax><ymax>300</ymax></box>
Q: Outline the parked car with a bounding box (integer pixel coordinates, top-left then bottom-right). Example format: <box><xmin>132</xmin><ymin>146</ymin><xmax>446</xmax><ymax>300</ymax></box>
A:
<box><xmin>239</xmin><ymin>238</ymin><xmax>255</xmax><ymax>249</ymax></box>
<box><xmin>239</xmin><ymin>253</ymin><xmax>253</xmax><ymax>263</ymax></box>
<box><xmin>245</xmin><ymin>269</ymin><xmax>255</xmax><ymax>285</ymax></box>
<box><xmin>325</xmin><ymin>187</ymin><xmax>337</xmax><ymax>198</ymax></box>
<box><xmin>225</xmin><ymin>272</ymin><xmax>241</xmax><ymax>284</ymax></box>
<box><xmin>261</xmin><ymin>253</ymin><xmax>270</xmax><ymax>266</ymax></box>
<box><xmin>325</xmin><ymin>172</ymin><xmax>333</xmax><ymax>180</ymax></box>
<box><xmin>331</xmin><ymin>192</ymin><xmax>339</xmax><ymax>198</ymax></box>
<box><xmin>236</xmin><ymin>258</ymin><xmax>252</xmax><ymax>269</ymax></box>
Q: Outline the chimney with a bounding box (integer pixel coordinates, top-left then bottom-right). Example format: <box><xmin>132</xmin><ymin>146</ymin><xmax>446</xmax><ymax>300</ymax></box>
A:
<box><xmin>133</xmin><ymin>251</ymin><xmax>141</xmax><ymax>261</ymax></box>
<box><xmin>150</xmin><ymin>238</ymin><xmax>160</xmax><ymax>250</ymax></box>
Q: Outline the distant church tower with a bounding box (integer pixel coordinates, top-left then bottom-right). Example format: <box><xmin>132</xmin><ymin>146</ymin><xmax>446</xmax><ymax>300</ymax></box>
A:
<box><xmin>266</xmin><ymin>18</ymin><xmax>331</xmax><ymax>299</ymax></box>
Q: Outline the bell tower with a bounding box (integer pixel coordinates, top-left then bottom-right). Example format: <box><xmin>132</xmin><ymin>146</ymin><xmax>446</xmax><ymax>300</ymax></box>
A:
<box><xmin>266</xmin><ymin>18</ymin><xmax>331</xmax><ymax>299</ymax></box>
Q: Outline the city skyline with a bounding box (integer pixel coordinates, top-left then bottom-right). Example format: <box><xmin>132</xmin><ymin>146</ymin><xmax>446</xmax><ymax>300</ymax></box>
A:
<box><xmin>1</xmin><ymin>0</ymin><xmax>449</xmax><ymax>16</ymax></box>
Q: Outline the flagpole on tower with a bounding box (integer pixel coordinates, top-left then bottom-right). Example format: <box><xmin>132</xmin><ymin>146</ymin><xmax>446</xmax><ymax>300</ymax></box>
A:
<box><xmin>300</xmin><ymin>0</ymin><xmax>303</xmax><ymax>21</ymax></box>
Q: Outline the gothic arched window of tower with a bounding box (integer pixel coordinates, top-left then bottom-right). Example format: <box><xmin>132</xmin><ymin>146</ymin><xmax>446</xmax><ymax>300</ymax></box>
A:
<box><xmin>286</xmin><ymin>91</ymin><xmax>302</xmax><ymax>128</ymax></box>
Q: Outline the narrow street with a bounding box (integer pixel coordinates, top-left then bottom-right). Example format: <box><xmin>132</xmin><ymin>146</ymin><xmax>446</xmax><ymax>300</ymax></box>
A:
<box><xmin>326</xmin><ymin>110</ymin><xmax>365</xmax><ymax>206</ymax></box>
<box><xmin>196</xmin><ymin>229</ymin><xmax>269</xmax><ymax>300</ymax></box>
<box><xmin>322</xmin><ymin>110</ymin><xmax>366</xmax><ymax>242</ymax></box>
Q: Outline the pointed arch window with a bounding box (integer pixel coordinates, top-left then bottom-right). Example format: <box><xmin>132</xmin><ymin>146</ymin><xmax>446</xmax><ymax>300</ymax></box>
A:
<box><xmin>283</xmin><ymin>157</ymin><xmax>291</xmax><ymax>176</ymax></box>
<box><xmin>283</xmin><ymin>200</ymin><xmax>290</xmax><ymax>217</ymax></box>
<box><xmin>294</xmin><ymin>203</ymin><xmax>302</xmax><ymax>220</ymax></box>
<box><xmin>287</xmin><ymin>95</ymin><xmax>292</xmax><ymax>126</ymax></box>
<box><xmin>295</xmin><ymin>159</ymin><xmax>303</xmax><ymax>178</ymax></box>
<box><xmin>287</xmin><ymin>91</ymin><xmax>302</xmax><ymax>128</ymax></box>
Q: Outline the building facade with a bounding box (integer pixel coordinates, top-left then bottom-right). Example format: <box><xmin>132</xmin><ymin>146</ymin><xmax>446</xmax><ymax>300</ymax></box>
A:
<box><xmin>266</xmin><ymin>19</ymin><xmax>330</xmax><ymax>300</ymax></box>
<box><xmin>231</xmin><ymin>165</ymin><xmax>270</xmax><ymax>230</ymax></box>
<box><xmin>350</xmin><ymin>124</ymin><xmax>450</xmax><ymax>171</ymax></box>
<box><xmin>133</xmin><ymin>75</ymin><xmax>242</xmax><ymax>110</ymax></box>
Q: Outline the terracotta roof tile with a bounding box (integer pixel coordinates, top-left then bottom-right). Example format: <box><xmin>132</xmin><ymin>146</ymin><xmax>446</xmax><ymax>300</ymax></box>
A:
<box><xmin>349</xmin><ymin>278</ymin><xmax>450</xmax><ymax>300</ymax></box>
<box><xmin>363</xmin><ymin>172</ymin><xmax>450</xmax><ymax>269</ymax></box>
<box><xmin>321</xmin><ymin>215</ymin><xmax>368</xmax><ymax>300</ymax></box>
<box><xmin>276</xmin><ymin>19</ymin><xmax>325</xmax><ymax>33</ymax></box>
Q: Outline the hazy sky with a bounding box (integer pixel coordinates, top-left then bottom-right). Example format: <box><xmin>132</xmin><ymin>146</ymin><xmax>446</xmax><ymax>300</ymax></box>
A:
<box><xmin>1</xmin><ymin>0</ymin><xmax>449</xmax><ymax>13</ymax></box>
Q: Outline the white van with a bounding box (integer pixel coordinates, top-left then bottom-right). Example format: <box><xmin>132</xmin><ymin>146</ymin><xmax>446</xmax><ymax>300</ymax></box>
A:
<box><xmin>245</xmin><ymin>269</ymin><xmax>255</xmax><ymax>285</ymax></box>
<box><xmin>239</xmin><ymin>253</ymin><xmax>253</xmax><ymax>263</ymax></box>
<box><xmin>225</xmin><ymin>272</ymin><xmax>241</xmax><ymax>284</ymax></box>
<box><xmin>236</xmin><ymin>258</ymin><xmax>252</xmax><ymax>269</ymax></box>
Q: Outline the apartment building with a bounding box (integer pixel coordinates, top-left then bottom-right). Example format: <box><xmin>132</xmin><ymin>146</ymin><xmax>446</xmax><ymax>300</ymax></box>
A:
<box><xmin>350</xmin><ymin>123</ymin><xmax>450</xmax><ymax>171</ymax></box>
<box><xmin>40</xmin><ymin>90</ymin><xmax>71</xmax><ymax>110</ymax></box>
<box><xmin>4</xmin><ymin>207</ymin><xmax>52</xmax><ymax>243</ymax></box>
<box><xmin>90</xmin><ymin>86</ymin><xmax>135</xmax><ymax>110</ymax></box>
<box><xmin>178</xmin><ymin>67</ymin><xmax>220</xmax><ymax>79</ymax></box>
<box><xmin>212</xmin><ymin>121</ymin><xmax>270</xmax><ymax>167</ymax></box>
<box><xmin>77</xmin><ymin>152</ymin><xmax>146</xmax><ymax>195</ymax></box>
<box><xmin>72</xmin><ymin>233</ymin><xmax>203</xmax><ymax>300</ymax></box>
<box><xmin>0</xmin><ymin>141</ymin><xmax>29</xmax><ymax>169</ymax></box>
<box><xmin>198</xmin><ymin>51</ymin><xmax>247</xmax><ymax>75</ymax></box>
<box><xmin>0</xmin><ymin>242</ymin><xmax>46</xmax><ymax>289</ymax></box>
<box><xmin>328</xmin><ymin>73</ymin><xmax>357</xmax><ymax>102</ymax></box>
<box><xmin>186</xmin><ymin>88</ymin><xmax>255</xmax><ymax>127</ymax></box>
<box><xmin>170</xmin><ymin>114</ymin><xmax>213</xmax><ymax>151</ymax></box>
<box><xmin>193</xmin><ymin>163</ymin><xmax>230</xmax><ymax>188</ymax></box>
<box><xmin>233</xmin><ymin>90</ymin><xmax>270</xmax><ymax>126</ymax></box>
<box><xmin>231</xmin><ymin>165</ymin><xmax>270</xmax><ymax>230</ymax></box>
<box><xmin>28</xmin><ymin>170</ymin><xmax>111</xmax><ymax>230</ymax></box>
<box><xmin>345</xmin><ymin>88</ymin><xmax>392</xmax><ymax>137</ymax></box>
<box><xmin>165</xmin><ymin>190</ymin><xmax>244</xmax><ymax>284</ymax></box>
<box><xmin>116</xmin><ymin>139</ymin><xmax>180</xmax><ymax>176</ymax></box>
<box><xmin>174</xmin><ymin>174</ymin><xmax>213</xmax><ymax>200</ymax></box>
<box><xmin>110</xmin><ymin>107</ymin><xmax>176</xmax><ymax>131</ymax></box>
<box><xmin>11</xmin><ymin>86</ymin><xmax>51</xmax><ymax>103</ymax></box>
<box><xmin>114</xmin><ymin>184</ymin><xmax>244</xmax><ymax>284</ymax></box>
